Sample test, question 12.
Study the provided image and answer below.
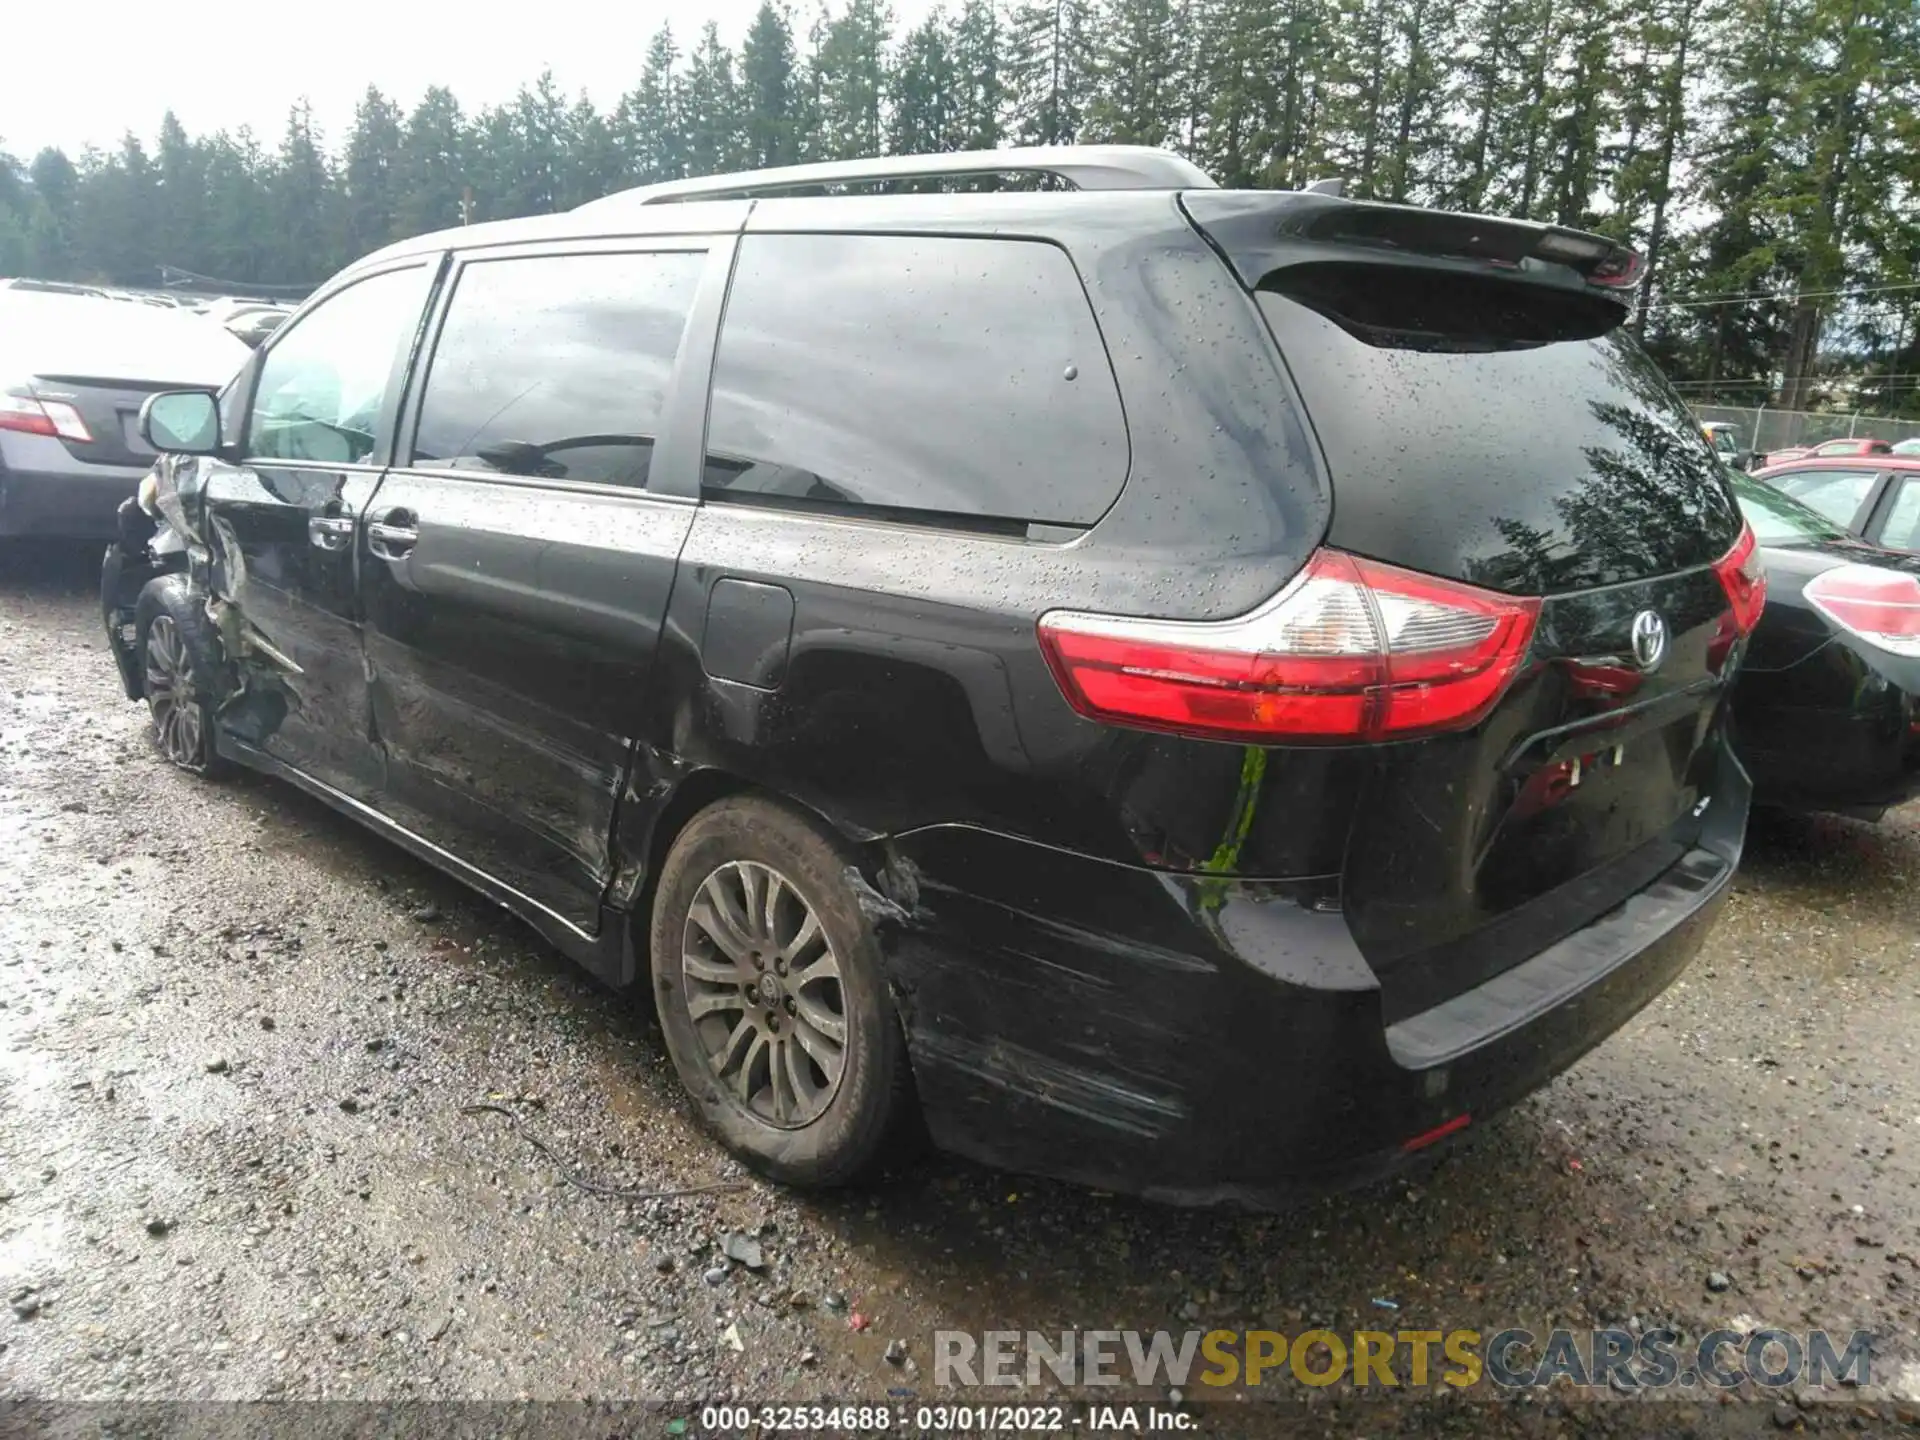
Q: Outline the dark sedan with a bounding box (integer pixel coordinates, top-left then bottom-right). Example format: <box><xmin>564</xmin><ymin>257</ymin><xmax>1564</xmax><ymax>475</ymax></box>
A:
<box><xmin>0</xmin><ymin>291</ymin><xmax>249</xmax><ymax>541</ymax></box>
<box><xmin>1729</xmin><ymin>469</ymin><xmax>1920</xmax><ymax>819</ymax></box>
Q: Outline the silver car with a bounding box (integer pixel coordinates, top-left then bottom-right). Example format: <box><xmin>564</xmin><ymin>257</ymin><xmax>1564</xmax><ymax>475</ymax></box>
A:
<box><xmin>0</xmin><ymin>292</ymin><xmax>249</xmax><ymax>540</ymax></box>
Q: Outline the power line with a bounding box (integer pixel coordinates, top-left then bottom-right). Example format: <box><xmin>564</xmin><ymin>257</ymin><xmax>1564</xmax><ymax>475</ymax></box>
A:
<box><xmin>1670</xmin><ymin>374</ymin><xmax>1920</xmax><ymax>387</ymax></box>
<box><xmin>1645</xmin><ymin>279</ymin><xmax>1920</xmax><ymax>312</ymax></box>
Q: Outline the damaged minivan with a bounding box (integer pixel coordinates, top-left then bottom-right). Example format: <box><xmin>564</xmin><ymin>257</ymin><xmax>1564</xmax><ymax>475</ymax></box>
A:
<box><xmin>103</xmin><ymin>147</ymin><xmax>1760</xmax><ymax>1206</ymax></box>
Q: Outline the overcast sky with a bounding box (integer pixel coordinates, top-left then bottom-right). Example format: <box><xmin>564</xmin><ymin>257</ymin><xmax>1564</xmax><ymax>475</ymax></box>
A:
<box><xmin>1</xmin><ymin>0</ymin><xmax>936</xmax><ymax>159</ymax></box>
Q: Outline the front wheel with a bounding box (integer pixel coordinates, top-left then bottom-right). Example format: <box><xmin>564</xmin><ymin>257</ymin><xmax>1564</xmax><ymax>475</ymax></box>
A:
<box><xmin>649</xmin><ymin>796</ymin><xmax>918</xmax><ymax>1187</ymax></box>
<box><xmin>135</xmin><ymin>575</ymin><xmax>228</xmax><ymax>778</ymax></box>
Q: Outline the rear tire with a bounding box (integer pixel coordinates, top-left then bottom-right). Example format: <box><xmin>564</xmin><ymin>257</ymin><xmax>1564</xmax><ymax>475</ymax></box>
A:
<box><xmin>135</xmin><ymin>574</ymin><xmax>229</xmax><ymax>779</ymax></box>
<box><xmin>649</xmin><ymin>796</ymin><xmax>918</xmax><ymax>1187</ymax></box>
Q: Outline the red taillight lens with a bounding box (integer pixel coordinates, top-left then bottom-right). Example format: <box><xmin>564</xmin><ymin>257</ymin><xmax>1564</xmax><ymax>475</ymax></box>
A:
<box><xmin>1804</xmin><ymin>564</ymin><xmax>1920</xmax><ymax>656</ymax></box>
<box><xmin>1712</xmin><ymin>523</ymin><xmax>1766</xmax><ymax>636</ymax></box>
<box><xmin>1036</xmin><ymin>549</ymin><xmax>1541</xmax><ymax>743</ymax></box>
<box><xmin>0</xmin><ymin>393</ymin><xmax>92</xmax><ymax>442</ymax></box>
<box><xmin>1587</xmin><ymin>247</ymin><xmax>1645</xmax><ymax>289</ymax></box>
<box><xmin>0</xmin><ymin>394</ymin><xmax>59</xmax><ymax>438</ymax></box>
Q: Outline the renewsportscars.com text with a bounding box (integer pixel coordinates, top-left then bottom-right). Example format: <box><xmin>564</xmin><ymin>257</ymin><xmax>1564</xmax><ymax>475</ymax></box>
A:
<box><xmin>934</xmin><ymin>1327</ymin><xmax>1873</xmax><ymax>1392</ymax></box>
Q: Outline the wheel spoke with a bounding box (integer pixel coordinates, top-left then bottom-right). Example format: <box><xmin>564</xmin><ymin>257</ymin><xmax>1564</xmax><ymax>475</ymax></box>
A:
<box><xmin>762</xmin><ymin>869</ymin><xmax>787</xmax><ymax>944</ymax></box>
<box><xmin>780</xmin><ymin>911</ymin><xmax>822</xmax><ymax>964</ymax></box>
<box><xmin>731</xmin><ymin>1031</ymin><xmax>769</xmax><ymax>1104</ymax></box>
<box><xmin>767</xmin><ymin>1037</ymin><xmax>797</xmax><ymax>1124</ymax></box>
<box><xmin>791</xmin><ymin>1013</ymin><xmax>843</xmax><ymax>1079</ymax></box>
<box><xmin>692</xmin><ymin>880</ymin><xmax>755</xmax><ymax>962</ymax></box>
<box><xmin>784</xmin><ymin>1031</ymin><xmax>828</xmax><ymax>1103</ymax></box>
<box><xmin>686</xmin><ymin>988</ymin><xmax>742</xmax><ymax>1020</ymax></box>
<box><xmin>709</xmin><ymin>1014</ymin><xmax>756</xmax><ymax>1074</ymax></box>
<box><xmin>734</xmin><ymin>864</ymin><xmax>768</xmax><ymax>942</ymax></box>
<box><xmin>682</xmin><ymin>948</ymin><xmax>739</xmax><ymax>985</ymax></box>
<box><xmin>793</xmin><ymin>993</ymin><xmax>846</xmax><ymax>1045</ymax></box>
<box><xmin>791</xmin><ymin>952</ymin><xmax>839</xmax><ymax>990</ymax></box>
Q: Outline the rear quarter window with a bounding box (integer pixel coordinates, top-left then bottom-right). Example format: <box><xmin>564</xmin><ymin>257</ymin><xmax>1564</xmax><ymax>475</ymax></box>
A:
<box><xmin>1768</xmin><ymin>468</ymin><xmax>1881</xmax><ymax>530</ymax></box>
<box><xmin>703</xmin><ymin>233</ymin><xmax>1127</xmax><ymax>528</ymax></box>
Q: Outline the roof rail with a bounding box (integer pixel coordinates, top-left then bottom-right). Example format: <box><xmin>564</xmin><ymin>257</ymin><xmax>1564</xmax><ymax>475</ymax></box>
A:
<box><xmin>577</xmin><ymin>146</ymin><xmax>1217</xmax><ymax>211</ymax></box>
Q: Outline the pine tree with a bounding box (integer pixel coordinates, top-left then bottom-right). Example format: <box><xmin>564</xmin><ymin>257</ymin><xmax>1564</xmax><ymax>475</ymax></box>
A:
<box><xmin>741</xmin><ymin>2</ymin><xmax>801</xmax><ymax>167</ymax></box>
<box><xmin>1084</xmin><ymin>0</ymin><xmax>1182</xmax><ymax>147</ymax></box>
<box><xmin>1006</xmin><ymin>0</ymin><xmax>1095</xmax><ymax>144</ymax></box>
<box><xmin>890</xmin><ymin>12</ymin><xmax>959</xmax><ymax>155</ymax></box>
<box><xmin>685</xmin><ymin>22</ymin><xmax>746</xmax><ymax>176</ymax></box>
<box><xmin>201</xmin><ymin>129</ymin><xmax>271</xmax><ymax>283</ymax></box>
<box><xmin>562</xmin><ymin>92</ymin><xmax>620</xmax><ymax>208</ymax></box>
<box><xmin>342</xmin><ymin>85</ymin><xmax>404</xmax><ymax>258</ymax></box>
<box><xmin>269</xmin><ymin>102</ymin><xmax>335</xmax><ymax>282</ymax></box>
<box><xmin>813</xmin><ymin>0</ymin><xmax>893</xmax><ymax>160</ymax></box>
<box><xmin>25</xmin><ymin>148</ymin><xmax>79</xmax><ymax>278</ymax></box>
<box><xmin>502</xmin><ymin>69</ymin><xmax>569</xmax><ymax>217</ymax></box>
<box><xmin>152</xmin><ymin>113</ymin><xmax>207</xmax><ymax>278</ymax></box>
<box><xmin>393</xmin><ymin>87</ymin><xmax>468</xmax><ymax>238</ymax></box>
<box><xmin>615</xmin><ymin>25</ymin><xmax>687</xmax><ymax>183</ymax></box>
<box><xmin>948</xmin><ymin>0</ymin><xmax>1004</xmax><ymax>149</ymax></box>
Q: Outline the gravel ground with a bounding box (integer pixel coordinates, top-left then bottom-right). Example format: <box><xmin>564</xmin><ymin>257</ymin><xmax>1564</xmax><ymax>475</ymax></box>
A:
<box><xmin>2</xmin><ymin>542</ymin><xmax>1918</xmax><ymax>1434</ymax></box>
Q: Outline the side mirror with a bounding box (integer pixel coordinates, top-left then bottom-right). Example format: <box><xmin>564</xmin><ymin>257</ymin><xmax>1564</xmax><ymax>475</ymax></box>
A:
<box><xmin>140</xmin><ymin>390</ymin><xmax>220</xmax><ymax>455</ymax></box>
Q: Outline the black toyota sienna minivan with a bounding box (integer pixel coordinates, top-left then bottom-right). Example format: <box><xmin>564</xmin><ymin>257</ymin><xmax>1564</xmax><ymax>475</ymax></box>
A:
<box><xmin>105</xmin><ymin>146</ymin><xmax>1762</xmax><ymax>1206</ymax></box>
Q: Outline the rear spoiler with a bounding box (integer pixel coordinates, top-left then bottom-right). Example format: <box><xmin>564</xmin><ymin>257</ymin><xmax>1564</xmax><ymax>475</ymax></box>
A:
<box><xmin>1181</xmin><ymin>190</ymin><xmax>1643</xmax><ymax>298</ymax></box>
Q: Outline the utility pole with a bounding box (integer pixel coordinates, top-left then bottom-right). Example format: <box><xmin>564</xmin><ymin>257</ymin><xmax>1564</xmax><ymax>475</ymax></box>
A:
<box><xmin>459</xmin><ymin>185</ymin><xmax>474</xmax><ymax>226</ymax></box>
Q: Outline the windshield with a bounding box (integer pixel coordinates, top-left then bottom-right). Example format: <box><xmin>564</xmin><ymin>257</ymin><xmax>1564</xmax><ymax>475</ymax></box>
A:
<box><xmin>1729</xmin><ymin>469</ymin><xmax>1849</xmax><ymax>546</ymax></box>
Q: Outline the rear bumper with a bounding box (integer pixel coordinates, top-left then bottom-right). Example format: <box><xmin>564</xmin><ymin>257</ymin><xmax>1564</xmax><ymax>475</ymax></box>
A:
<box><xmin>1738</xmin><ymin>646</ymin><xmax>1920</xmax><ymax>819</ymax></box>
<box><xmin>0</xmin><ymin>438</ymin><xmax>149</xmax><ymax>538</ymax></box>
<box><xmin>882</xmin><ymin>749</ymin><xmax>1746</xmax><ymax>1207</ymax></box>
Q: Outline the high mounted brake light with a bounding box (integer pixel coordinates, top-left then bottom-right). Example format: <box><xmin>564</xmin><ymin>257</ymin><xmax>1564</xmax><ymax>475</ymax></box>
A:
<box><xmin>1037</xmin><ymin>549</ymin><xmax>1541</xmax><ymax>744</ymax></box>
<box><xmin>1584</xmin><ymin>247</ymin><xmax>1645</xmax><ymax>289</ymax></box>
<box><xmin>1533</xmin><ymin>230</ymin><xmax>1643</xmax><ymax>288</ymax></box>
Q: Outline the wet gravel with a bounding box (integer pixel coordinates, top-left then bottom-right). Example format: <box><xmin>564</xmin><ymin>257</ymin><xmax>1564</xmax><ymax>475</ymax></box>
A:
<box><xmin>3</xmin><ymin>542</ymin><xmax>1919</xmax><ymax>1432</ymax></box>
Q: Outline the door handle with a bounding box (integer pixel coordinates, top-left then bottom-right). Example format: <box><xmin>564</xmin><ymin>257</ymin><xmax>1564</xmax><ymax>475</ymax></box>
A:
<box><xmin>308</xmin><ymin>514</ymin><xmax>354</xmax><ymax>551</ymax></box>
<box><xmin>367</xmin><ymin>510</ymin><xmax>418</xmax><ymax>560</ymax></box>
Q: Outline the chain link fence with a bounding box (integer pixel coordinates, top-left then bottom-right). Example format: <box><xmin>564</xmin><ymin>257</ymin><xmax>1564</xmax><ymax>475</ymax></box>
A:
<box><xmin>1689</xmin><ymin>404</ymin><xmax>1920</xmax><ymax>459</ymax></box>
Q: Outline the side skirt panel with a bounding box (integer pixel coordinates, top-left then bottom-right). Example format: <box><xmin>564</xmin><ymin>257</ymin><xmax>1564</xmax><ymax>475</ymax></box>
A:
<box><xmin>216</xmin><ymin>734</ymin><xmax>632</xmax><ymax>985</ymax></box>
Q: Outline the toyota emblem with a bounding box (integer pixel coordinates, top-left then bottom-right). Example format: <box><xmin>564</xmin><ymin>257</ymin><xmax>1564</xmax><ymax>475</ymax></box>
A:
<box><xmin>1630</xmin><ymin>610</ymin><xmax>1668</xmax><ymax>672</ymax></box>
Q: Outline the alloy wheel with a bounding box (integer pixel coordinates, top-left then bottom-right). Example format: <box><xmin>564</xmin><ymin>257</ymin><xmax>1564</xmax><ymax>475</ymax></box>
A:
<box><xmin>681</xmin><ymin>859</ymin><xmax>847</xmax><ymax>1129</ymax></box>
<box><xmin>144</xmin><ymin>613</ymin><xmax>204</xmax><ymax>768</ymax></box>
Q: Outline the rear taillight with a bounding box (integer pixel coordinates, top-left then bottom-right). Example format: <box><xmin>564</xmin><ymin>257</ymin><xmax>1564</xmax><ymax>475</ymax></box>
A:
<box><xmin>1804</xmin><ymin>565</ymin><xmax>1920</xmax><ymax>656</ymax></box>
<box><xmin>1036</xmin><ymin>549</ymin><xmax>1541</xmax><ymax>744</ymax></box>
<box><xmin>1586</xmin><ymin>247</ymin><xmax>1645</xmax><ymax>289</ymax></box>
<box><xmin>0</xmin><ymin>393</ymin><xmax>92</xmax><ymax>442</ymax></box>
<box><xmin>1712</xmin><ymin>523</ymin><xmax>1767</xmax><ymax>635</ymax></box>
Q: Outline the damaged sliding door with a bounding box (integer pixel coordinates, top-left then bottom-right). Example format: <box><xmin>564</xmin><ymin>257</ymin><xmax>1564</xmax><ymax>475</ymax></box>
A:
<box><xmin>199</xmin><ymin>260</ymin><xmax>438</xmax><ymax>800</ymax></box>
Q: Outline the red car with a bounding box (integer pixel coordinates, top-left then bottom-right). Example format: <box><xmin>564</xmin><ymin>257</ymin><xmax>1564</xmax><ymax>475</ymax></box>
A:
<box><xmin>1763</xmin><ymin>436</ymin><xmax>1893</xmax><ymax>468</ymax></box>
<box><xmin>1753</xmin><ymin>454</ymin><xmax>1920</xmax><ymax>550</ymax></box>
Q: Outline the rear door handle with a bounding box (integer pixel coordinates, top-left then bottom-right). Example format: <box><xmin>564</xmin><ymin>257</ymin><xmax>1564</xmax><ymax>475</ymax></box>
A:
<box><xmin>308</xmin><ymin>514</ymin><xmax>354</xmax><ymax>551</ymax></box>
<box><xmin>367</xmin><ymin>510</ymin><xmax>418</xmax><ymax>560</ymax></box>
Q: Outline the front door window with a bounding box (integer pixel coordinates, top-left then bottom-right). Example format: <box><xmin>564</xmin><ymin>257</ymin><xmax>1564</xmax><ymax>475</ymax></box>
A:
<box><xmin>246</xmin><ymin>267</ymin><xmax>430</xmax><ymax>465</ymax></box>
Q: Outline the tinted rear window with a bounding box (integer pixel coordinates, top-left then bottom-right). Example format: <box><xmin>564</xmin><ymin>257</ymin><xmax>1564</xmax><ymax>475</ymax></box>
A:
<box><xmin>704</xmin><ymin>233</ymin><xmax>1127</xmax><ymax>527</ymax></box>
<box><xmin>1257</xmin><ymin>283</ymin><xmax>1741</xmax><ymax>595</ymax></box>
